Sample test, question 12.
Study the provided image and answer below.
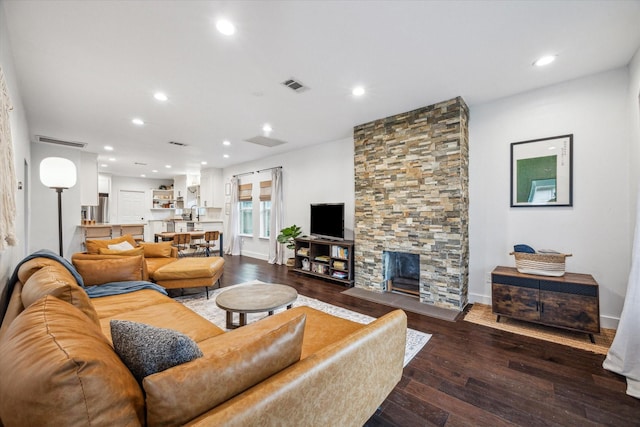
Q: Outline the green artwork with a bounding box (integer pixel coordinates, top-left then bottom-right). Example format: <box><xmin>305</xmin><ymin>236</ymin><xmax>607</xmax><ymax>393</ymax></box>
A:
<box><xmin>516</xmin><ymin>155</ymin><xmax>557</xmax><ymax>203</ymax></box>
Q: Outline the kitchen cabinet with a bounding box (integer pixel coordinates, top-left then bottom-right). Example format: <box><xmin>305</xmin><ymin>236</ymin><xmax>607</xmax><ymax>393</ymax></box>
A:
<box><xmin>200</xmin><ymin>168</ymin><xmax>223</xmax><ymax>208</ymax></box>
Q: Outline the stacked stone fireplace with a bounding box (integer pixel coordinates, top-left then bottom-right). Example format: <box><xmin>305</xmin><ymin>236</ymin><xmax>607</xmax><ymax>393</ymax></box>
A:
<box><xmin>353</xmin><ymin>97</ymin><xmax>469</xmax><ymax>311</ymax></box>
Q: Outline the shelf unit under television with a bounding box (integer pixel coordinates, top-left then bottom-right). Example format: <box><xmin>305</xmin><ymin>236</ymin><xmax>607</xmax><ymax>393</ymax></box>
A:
<box><xmin>293</xmin><ymin>236</ymin><xmax>354</xmax><ymax>286</ymax></box>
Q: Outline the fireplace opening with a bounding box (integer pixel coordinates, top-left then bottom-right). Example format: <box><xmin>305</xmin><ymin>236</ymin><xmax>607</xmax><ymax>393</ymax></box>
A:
<box><xmin>383</xmin><ymin>251</ymin><xmax>420</xmax><ymax>297</ymax></box>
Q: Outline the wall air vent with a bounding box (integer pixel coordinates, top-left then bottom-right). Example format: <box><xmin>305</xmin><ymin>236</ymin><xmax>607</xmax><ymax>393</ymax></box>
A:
<box><xmin>244</xmin><ymin>136</ymin><xmax>287</xmax><ymax>148</ymax></box>
<box><xmin>35</xmin><ymin>135</ymin><xmax>87</xmax><ymax>149</ymax></box>
<box><xmin>282</xmin><ymin>78</ymin><xmax>309</xmax><ymax>93</ymax></box>
<box><xmin>168</xmin><ymin>141</ymin><xmax>188</xmax><ymax>147</ymax></box>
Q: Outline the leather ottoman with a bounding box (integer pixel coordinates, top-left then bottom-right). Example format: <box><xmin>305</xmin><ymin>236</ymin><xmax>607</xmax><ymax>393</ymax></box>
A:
<box><xmin>152</xmin><ymin>257</ymin><xmax>224</xmax><ymax>298</ymax></box>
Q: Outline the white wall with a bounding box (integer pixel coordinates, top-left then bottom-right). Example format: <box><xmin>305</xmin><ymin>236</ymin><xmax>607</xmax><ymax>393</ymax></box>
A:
<box><xmin>469</xmin><ymin>68</ymin><xmax>633</xmax><ymax>328</ymax></box>
<box><xmin>222</xmin><ymin>137</ymin><xmax>355</xmax><ymax>260</ymax></box>
<box><xmin>0</xmin><ymin>0</ymin><xmax>31</xmax><ymax>295</ymax></box>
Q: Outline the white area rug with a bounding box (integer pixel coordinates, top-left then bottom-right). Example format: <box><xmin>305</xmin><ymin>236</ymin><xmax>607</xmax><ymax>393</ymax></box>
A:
<box><xmin>175</xmin><ymin>282</ymin><xmax>431</xmax><ymax>367</ymax></box>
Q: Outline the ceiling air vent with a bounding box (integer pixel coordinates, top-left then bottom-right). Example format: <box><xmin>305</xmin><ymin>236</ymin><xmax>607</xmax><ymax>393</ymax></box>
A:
<box><xmin>168</xmin><ymin>141</ymin><xmax>188</xmax><ymax>147</ymax></box>
<box><xmin>35</xmin><ymin>135</ymin><xmax>87</xmax><ymax>149</ymax></box>
<box><xmin>244</xmin><ymin>136</ymin><xmax>287</xmax><ymax>148</ymax></box>
<box><xmin>134</xmin><ymin>162</ymin><xmax>147</xmax><ymax>166</ymax></box>
<box><xmin>282</xmin><ymin>77</ymin><xmax>309</xmax><ymax>93</ymax></box>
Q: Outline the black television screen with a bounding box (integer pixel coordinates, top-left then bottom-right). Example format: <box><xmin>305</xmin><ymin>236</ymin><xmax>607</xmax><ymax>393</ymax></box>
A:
<box><xmin>310</xmin><ymin>203</ymin><xmax>344</xmax><ymax>240</ymax></box>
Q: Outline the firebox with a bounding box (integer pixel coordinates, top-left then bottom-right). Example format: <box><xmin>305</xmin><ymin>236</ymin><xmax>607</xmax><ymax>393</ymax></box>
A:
<box><xmin>382</xmin><ymin>251</ymin><xmax>420</xmax><ymax>297</ymax></box>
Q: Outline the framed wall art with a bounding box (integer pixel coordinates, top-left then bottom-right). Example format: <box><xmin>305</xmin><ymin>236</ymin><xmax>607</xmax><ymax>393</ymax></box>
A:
<box><xmin>510</xmin><ymin>134</ymin><xmax>573</xmax><ymax>207</ymax></box>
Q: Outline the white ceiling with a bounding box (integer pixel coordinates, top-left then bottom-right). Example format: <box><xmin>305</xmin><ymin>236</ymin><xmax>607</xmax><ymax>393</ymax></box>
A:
<box><xmin>4</xmin><ymin>0</ymin><xmax>640</xmax><ymax>179</ymax></box>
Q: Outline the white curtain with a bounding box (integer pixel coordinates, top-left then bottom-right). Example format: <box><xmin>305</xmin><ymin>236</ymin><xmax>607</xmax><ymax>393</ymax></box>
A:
<box><xmin>268</xmin><ymin>168</ymin><xmax>284</xmax><ymax>265</ymax></box>
<box><xmin>0</xmin><ymin>66</ymin><xmax>17</xmax><ymax>252</ymax></box>
<box><xmin>225</xmin><ymin>177</ymin><xmax>241</xmax><ymax>256</ymax></box>
<box><xmin>603</xmin><ymin>193</ymin><xmax>640</xmax><ymax>398</ymax></box>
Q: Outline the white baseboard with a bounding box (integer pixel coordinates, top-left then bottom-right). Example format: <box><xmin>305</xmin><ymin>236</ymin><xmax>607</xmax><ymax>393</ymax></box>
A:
<box><xmin>239</xmin><ymin>250</ymin><xmax>269</xmax><ymax>261</ymax></box>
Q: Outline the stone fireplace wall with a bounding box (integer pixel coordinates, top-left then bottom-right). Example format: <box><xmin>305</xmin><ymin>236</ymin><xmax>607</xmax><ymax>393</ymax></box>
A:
<box><xmin>353</xmin><ymin>97</ymin><xmax>469</xmax><ymax>310</ymax></box>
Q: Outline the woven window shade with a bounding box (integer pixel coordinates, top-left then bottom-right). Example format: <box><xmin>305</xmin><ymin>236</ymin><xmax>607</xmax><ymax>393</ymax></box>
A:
<box><xmin>239</xmin><ymin>183</ymin><xmax>252</xmax><ymax>201</ymax></box>
<box><xmin>260</xmin><ymin>180</ymin><xmax>272</xmax><ymax>201</ymax></box>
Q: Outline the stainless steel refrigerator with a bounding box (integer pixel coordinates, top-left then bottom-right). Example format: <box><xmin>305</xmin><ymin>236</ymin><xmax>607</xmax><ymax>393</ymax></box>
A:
<box><xmin>96</xmin><ymin>193</ymin><xmax>109</xmax><ymax>223</ymax></box>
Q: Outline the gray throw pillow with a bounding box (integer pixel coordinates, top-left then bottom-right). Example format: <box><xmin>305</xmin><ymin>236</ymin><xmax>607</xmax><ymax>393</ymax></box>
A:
<box><xmin>110</xmin><ymin>320</ymin><xmax>203</xmax><ymax>382</ymax></box>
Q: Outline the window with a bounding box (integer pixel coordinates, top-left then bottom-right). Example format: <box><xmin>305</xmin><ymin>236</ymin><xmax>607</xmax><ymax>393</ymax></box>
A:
<box><xmin>239</xmin><ymin>183</ymin><xmax>253</xmax><ymax>236</ymax></box>
<box><xmin>259</xmin><ymin>180</ymin><xmax>272</xmax><ymax>238</ymax></box>
<box><xmin>239</xmin><ymin>201</ymin><xmax>253</xmax><ymax>235</ymax></box>
<box><xmin>260</xmin><ymin>201</ymin><xmax>271</xmax><ymax>238</ymax></box>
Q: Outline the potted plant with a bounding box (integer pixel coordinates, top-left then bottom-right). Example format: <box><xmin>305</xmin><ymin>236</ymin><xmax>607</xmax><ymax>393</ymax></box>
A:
<box><xmin>277</xmin><ymin>225</ymin><xmax>302</xmax><ymax>266</ymax></box>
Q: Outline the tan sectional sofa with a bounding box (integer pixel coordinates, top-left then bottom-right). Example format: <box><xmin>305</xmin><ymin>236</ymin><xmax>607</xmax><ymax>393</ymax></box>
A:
<box><xmin>72</xmin><ymin>234</ymin><xmax>225</xmax><ymax>295</ymax></box>
<box><xmin>0</xmin><ymin>253</ymin><xmax>407</xmax><ymax>426</ymax></box>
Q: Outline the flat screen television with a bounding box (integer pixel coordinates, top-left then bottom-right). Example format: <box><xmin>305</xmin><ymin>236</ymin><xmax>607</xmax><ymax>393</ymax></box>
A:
<box><xmin>310</xmin><ymin>203</ymin><xmax>344</xmax><ymax>241</ymax></box>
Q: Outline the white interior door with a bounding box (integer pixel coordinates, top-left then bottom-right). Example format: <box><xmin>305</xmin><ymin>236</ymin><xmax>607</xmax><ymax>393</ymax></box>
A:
<box><xmin>118</xmin><ymin>190</ymin><xmax>146</xmax><ymax>223</ymax></box>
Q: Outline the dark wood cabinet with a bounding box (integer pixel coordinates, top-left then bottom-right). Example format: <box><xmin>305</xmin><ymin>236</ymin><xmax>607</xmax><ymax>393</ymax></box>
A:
<box><xmin>294</xmin><ymin>238</ymin><xmax>354</xmax><ymax>286</ymax></box>
<box><xmin>491</xmin><ymin>266</ymin><xmax>600</xmax><ymax>342</ymax></box>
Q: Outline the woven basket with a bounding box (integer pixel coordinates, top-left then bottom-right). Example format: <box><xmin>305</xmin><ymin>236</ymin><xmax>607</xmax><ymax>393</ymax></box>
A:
<box><xmin>509</xmin><ymin>252</ymin><xmax>572</xmax><ymax>277</ymax></box>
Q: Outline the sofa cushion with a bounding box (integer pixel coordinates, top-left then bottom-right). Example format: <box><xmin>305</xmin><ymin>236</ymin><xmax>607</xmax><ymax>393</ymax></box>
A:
<box><xmin>143</xmin><ymin>312</ymin><xmax>306</xmax><ymax>426</ymax></box>
<box><xmin>73</xmin><ymin>255</ymin><xmax>145</xmax><ymax>286</ymax></box>
<box><xmin>85</xmin><ymin>234</ymin><xmax>137</xmax><ymax>254</ymax></box>
<box><xmin>17</xmin><ymin>256</ymin><xmax>72</xmax><ymax>284</ymax></box>
<box><xmin>111</xmin><ymin>320</ymin><xmax>204</xmax><ymax>382</ymax></box>
<box><xmin>108</xmin><ymin>240</ymin><xmax>136</xmax><ymax>251</ymax></box>
<box><xmin>140</xmin><ymin>241</ymin><xmax>173</xmax><ymax>258</ymax></box>
<box><xmin>0</xmin><ymin>296</ymin><xmax>145</xmax><ymax>426</ymax></box>
<box><xmin>21</xmin><ymin>265</ymin><xmax>100</xmax><ymax>327</ymax></box>
<box><xmin>99</xmin><ymin>246</ymin><xmax>144</xmax><ymax>256</ymax></box>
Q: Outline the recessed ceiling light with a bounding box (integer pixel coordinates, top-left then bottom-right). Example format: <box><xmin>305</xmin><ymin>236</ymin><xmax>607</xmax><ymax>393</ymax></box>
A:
<box><xmin>201</xmin><ymin>161</ymin><xmax>207</xmax><ymax>165</ymax></box>
<box><xmin>152</xmin><ymin>169</ymin><xmax>158</xmax><ymax>173</ymax></box>
<box><xmin>216</xmin><ymin>19</ymin><xmax>236</xmax><ymax>36</ymax></box>
<box><xmin>132</xmin><ymin>118</ymin><xmax>145</xmax><ymax>126</ymax></box>
<box><xmin>222</xmin><ymin>140</ymin><xmax>231</xmax><ymax>146</ymax></box>
<box><xmin>223</xmin><ymin>154</ymin><xmax>230</xmax><ymax>158</ymax></box>
<box><xmin>352</xmin><ymin>86</ymin><xmax>365</xmax><ymax>96</ymax></box>
<box><xmin>154</xmin><ymin>92</ymin><xmax>168</xmax><ymax>102</ymax></box>
<box><xmin>108</xmin><ymin>157</ymin><xmax>116</xmax><ymax>161</ymax></box>
<box><xmin>262</xmin><ymin>123</ymin><xmax>272</xmax><ymax>135</ymax></box>
<box><xmin>104</xmin><ymin>145</ymin><xmax>114</xmax><ymax>151</ymax></box>
<box><xmin>140</xmin><ymin>174</ymin><xmax>146</xmax><ymax>178</ymax></box>
<box><xmin>165</xmin><ymin>165</ymin><xmax>172</xmax><ymax>169</ymax></box>
<box><xmin>533</xmin><ymin>55</ymin><xmax>557</xmax><ymax>67</ymax></box>
<box><xmin>100</xmin><ymin>164</ymin><xmax>108</xmax><ymax>168</ymax></box>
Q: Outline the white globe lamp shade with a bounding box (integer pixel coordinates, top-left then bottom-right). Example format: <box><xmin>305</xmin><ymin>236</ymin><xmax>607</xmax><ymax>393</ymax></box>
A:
<box><xmin>40</xmin><ymin>157</ymin><xmax>77</xmax><ymax>189</ymax></box>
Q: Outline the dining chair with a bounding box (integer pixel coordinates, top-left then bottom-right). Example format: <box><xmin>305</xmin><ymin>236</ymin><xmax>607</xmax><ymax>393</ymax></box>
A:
<box><xmin>197</xmin><ymin>231</ymin><xmax>220</xmax><ymax>257</ymax></box>
<box><xmin>172</xmin><ymin>233</ymin><xmax>192</xmax><ymax>257</ymax></box>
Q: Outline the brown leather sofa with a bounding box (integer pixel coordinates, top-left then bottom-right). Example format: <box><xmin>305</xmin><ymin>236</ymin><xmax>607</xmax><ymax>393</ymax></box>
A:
<box><xmin>0</xmin><ymin>254</ymin><xmax>407</xmax><ymax>426</ymax></box>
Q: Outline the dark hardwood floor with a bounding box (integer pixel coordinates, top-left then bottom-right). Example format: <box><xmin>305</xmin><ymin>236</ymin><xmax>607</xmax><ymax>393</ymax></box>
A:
<box><xmin>216</xmin><ymin>255</ymin><xmax>640</xmax><ymax>426</ymax></box>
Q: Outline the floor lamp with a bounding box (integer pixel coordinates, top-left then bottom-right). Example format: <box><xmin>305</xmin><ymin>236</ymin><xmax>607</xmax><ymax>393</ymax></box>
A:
<box><xmin>40</xmin><ymin>157</ymin><xmax>77</xmax><ymax>257</ymax></box>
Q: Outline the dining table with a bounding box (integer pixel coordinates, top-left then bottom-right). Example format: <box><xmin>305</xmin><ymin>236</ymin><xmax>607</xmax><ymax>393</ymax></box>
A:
<box><xmin>153</xmin><ymin>231</ymin><xmax>223</xmax><ymax>257</ymax></box>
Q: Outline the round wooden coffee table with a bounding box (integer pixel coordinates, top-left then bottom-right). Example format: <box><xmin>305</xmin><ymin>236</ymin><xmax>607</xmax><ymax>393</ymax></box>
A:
<box><xmin>215</xmin><ymin>283</ymin><xmax>298</xmax><ymax>329</ymax></box>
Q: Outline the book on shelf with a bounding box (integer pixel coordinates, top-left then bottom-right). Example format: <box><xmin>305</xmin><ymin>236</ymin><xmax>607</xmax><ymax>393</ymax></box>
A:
<box><xmin>297</xmin><ymin>247</ymin><xmax>310</xmax><ymax>256</ymax></box>
<box><xmin>331</xmin><ymin>271</ymin><xmax>348</xmax><ymax>279</ymax></box>
<box><xmin>331</xmin><ymin>245</ymin><xmax>349</xmax><ymax>259</ymax></box>
<box><xmin>314</xmin><ymin>255</ymin><xmax>330</xmax><ymax>262</ymax></box>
